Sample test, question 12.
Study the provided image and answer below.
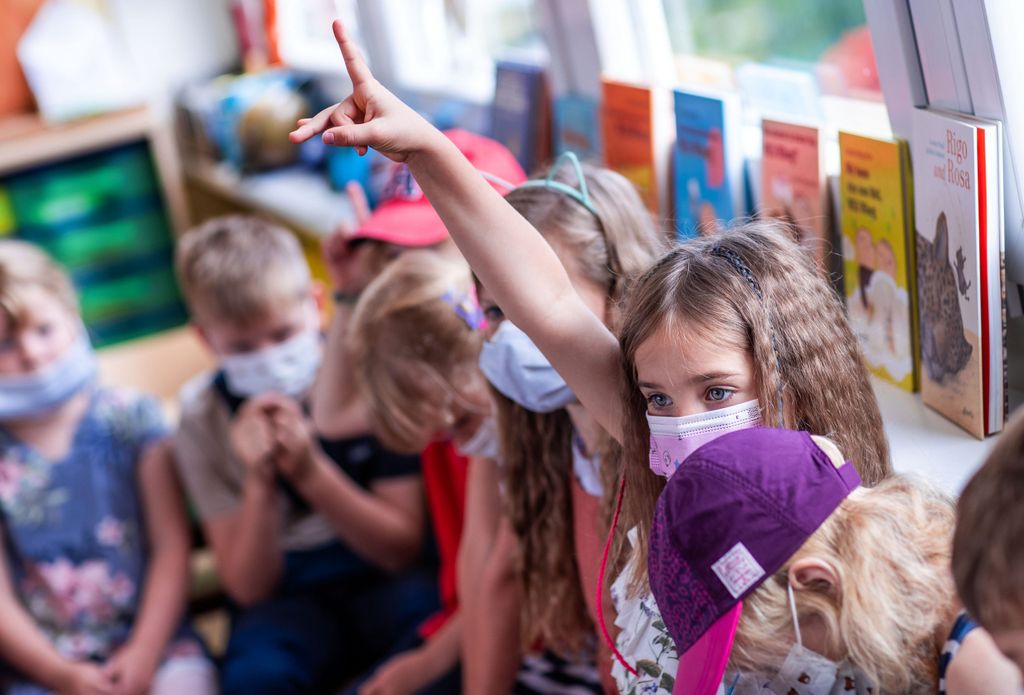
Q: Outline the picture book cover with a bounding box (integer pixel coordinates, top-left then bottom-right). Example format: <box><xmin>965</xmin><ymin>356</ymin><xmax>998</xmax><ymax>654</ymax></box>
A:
<box><xmin>554</xmin><ymin>92</ymin><xmax>600</xmax><ymax>161</ymax></box>
<box><xmin>601</xmin><ymin>79</ymin><xmax>658</xmax><ymax>213</ymax></box>
<box><xmin>911</xmin><ymin>108</ymin><xmax>1001</xmax><ymax>438</ymax></box>
<box><xmin>671</xmin><ymin>88</ymin><xmax>743</xmax><ymax>239</ymax></box>
<box><xmin>761</xmin><ymin>119</ymin><xmax>827</xmax><ymax>268</ymax></box>
<box><xmin>839</xmin><ymin>131</ymin><xmax>917</xmax><ymax>392</ymax></box>
<box><xmin>492</xmin><ymin>61</ymin><xmax>547</xmax><ymax>174</ymax></box>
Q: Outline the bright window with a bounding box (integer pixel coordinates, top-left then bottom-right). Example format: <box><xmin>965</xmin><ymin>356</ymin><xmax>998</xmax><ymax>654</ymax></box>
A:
<box><xmin>661</xmin><ymin>0</ymin><xmax>889</xmax><ymax>175</ymax></box>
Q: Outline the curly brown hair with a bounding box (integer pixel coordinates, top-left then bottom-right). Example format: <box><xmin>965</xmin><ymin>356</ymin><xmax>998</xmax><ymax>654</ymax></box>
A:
<box><xmin>618</xmin><ymin>220</ymin><xmax>892</xmax><ymax>590</ymax></box>
<box><xmin>497</xmin><ymin>160</ymin><xmax>666</xmax><ymax>653</ymax></box>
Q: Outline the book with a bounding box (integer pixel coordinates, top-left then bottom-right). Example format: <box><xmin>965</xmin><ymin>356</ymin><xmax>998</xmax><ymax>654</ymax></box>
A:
<box><xmin>492</xmin><ymin>61</ymin><xmax>550</xmax><ymax>175</ymax></box>
<box><xmin>760</xmin><ymin>119</ymin><xmax>827</xmax><ymax>267</ymax></box>
<box><xmin>671</xmin><ymin>88</ymin><xmax>743</xmax><ymax>238</ymax></box>
<box><xmin>839</xmin><ymin>132</ymin><xmax>918</xmax><ymax>392</ymax></box>
<box><xmin>911</xmin><ymin>108</ymin><xmax>1004</xmax><ymax>437</ymax></box>
<box><xmin>601</xmin><ymin>79</ymin><xmax>671</xmax><ymax>217</ymax></box>
<box><xmin>553</xmin><ymin>93</ymin><xmax>601</xmax><ymax>161</ymax></box>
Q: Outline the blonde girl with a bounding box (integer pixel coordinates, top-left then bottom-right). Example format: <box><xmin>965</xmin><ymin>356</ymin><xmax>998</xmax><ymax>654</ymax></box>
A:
<box><xmin>291</xmin><ymin>18</ymin><xmax>891</xmax><ymax>683</ymax></box>
<box><xmin>647</xmin><ymin>427</ymin><xmax>1020</xmax><ymax>694</ymax></box>
<box><xmin>0</xmin><ymin>241</ymin><xmax>216</xmax><ymax>695</ymax></box>
<box><xmin>481</xmin><ymin>157</ymin><xmax>664</xmax><ymax>691</ymax></box>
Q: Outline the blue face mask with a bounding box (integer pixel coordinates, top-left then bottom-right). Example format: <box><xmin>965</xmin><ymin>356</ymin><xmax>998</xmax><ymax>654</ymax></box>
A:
<box><xmin>479</xmin><ymin>320</ymin><xmax>575</xmax><ymax>413</ymax></box>
<box><xmin>0</xmin><ymin>330</ymin><xmax>97</xmax><ymax>420</ymax></box>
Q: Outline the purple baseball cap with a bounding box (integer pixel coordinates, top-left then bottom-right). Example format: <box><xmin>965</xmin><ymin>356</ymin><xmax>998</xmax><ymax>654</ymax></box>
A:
<box><xmin>647</xmin><ymin>428</ymin><xmax>860</xmax><ymax>695</ymax></box>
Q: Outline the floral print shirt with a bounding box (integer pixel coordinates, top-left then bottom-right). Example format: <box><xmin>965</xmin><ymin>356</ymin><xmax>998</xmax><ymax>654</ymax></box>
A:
<box><xmin>611</xmin><ymin>528</ymin><xmax>679</xmax><ymax>695</ymax></box>
<box><xmin>0</xmin><ymin>388</ymin><xmax>167</xmax><ymax>661</ymax></box>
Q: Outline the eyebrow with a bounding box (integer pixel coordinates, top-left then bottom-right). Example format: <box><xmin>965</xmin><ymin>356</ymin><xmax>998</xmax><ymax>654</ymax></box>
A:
<box><xmin>637</xmin><ymin>372</ymin><xmax>742</xmax><ymax>391</ymax></box>
<box><xmin>692</xmin><ymin>371</ymin><xmax>742</xmax><ymax>383</ymax></box>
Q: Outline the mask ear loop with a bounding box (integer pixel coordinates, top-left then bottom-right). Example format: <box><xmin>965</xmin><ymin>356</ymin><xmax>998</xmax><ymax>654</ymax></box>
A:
<box><xmin>596</xmin><ymin>476</ymin><xmax>639</xmax><ymax>677</ymax></box>
<box><xmin>787</xmin><ymin>580</ymin><xmax>803</xmax><ymax>648</ymax></box>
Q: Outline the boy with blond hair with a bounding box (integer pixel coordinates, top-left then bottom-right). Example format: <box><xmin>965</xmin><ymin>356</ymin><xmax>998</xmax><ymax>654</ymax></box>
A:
<box><xmin>173</xmin><ymin>215</ymin><xmax>437</xmax><ymax>694</ymax></box>
<box><xmin>954</xmin><ymin>412</ymin><xmax>1024</xmax><ymax>675</ymax></box>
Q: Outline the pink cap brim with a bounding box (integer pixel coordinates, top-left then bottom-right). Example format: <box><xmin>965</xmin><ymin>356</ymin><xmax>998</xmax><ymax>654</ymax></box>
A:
<box><xmin>673</xmin><ymin>602</ymin><xmax>743</xmax><ymax>695</ymax></box>
<box><xmin>351</xmin><ymin>201</ymin><xmax>449</xmax><ymax>247</ymax></box>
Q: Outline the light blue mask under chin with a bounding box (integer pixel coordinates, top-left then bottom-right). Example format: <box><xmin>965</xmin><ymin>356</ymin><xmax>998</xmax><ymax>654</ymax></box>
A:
<box><xmin>0</xmin><ymin>330</ymin><xmax>97</xmax><ymax>420</ymax></box>
<box><xmin>479</xmin><ymin>320</ymin><xmax>576</xmax><ymax>414</ymax></box>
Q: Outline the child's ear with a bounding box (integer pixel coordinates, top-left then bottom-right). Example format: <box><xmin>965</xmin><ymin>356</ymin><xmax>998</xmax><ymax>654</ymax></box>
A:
<box><xmin>789</xmin><ymin>557</ymin><xmax>841</xmax><ymax>597</ymax></box>
<box><xmin>810</xmin><ymin>435</ymin><xmax>845</xmax><ymax>470</ymax></box>
<box><xmin>190</xmin><ymin>323</ymin><xmax>214</xmax><ymax>352</ymax></box>
<box><xmin>310</xmin><ymin>281</ymin><xmax>327</xmax><ymax>326</ymax></box>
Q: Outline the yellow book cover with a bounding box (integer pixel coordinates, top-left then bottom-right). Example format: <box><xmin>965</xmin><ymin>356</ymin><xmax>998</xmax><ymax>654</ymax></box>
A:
<box><xmin>839</xmin><ymin>131</ymin><xmax>918</xmax><ymax>392</ymax></box>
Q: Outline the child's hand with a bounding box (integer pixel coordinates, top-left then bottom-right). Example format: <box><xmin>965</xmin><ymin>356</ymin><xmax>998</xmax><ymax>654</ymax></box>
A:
<box><xmin>56</xmin><ymin>661</ymin><xmax>115</xmax><ymax>695</ymax></box>
<box><xmin>265</xmin><ymin>395</ymin><xmax>316</xmax><ymax>484</ymax></box>
<box><xmin>322</xmin><ymin>186</ymin><xmax>376</xmax><ymax>294</ymax></box>
<box><xmin>103</xmin><ymin>642</ymin><xmax>158</xmax><ymax>695</ymax></box>
<box><xmin>230</xmin><ymin>397</ymin><xmax>277</xmax><ymax>481</ymax></box>
<box><xmin>358</xmin><ymin>649</ymin><xmax>429</xmax><ymax>695</ymax></box>
<box><xmin>288</xmin><ymin>20</ymin><xmax>438</xmax><ymax>163</ymax></box>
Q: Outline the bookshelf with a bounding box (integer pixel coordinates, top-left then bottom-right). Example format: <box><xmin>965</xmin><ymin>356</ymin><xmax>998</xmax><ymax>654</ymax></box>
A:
<box><xmin>183</xmin><ymin>159</ymin><xmax>355</xmax><ymax>241</ymax></box>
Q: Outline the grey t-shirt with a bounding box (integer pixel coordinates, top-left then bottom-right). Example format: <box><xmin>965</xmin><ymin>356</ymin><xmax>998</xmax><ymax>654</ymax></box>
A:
<box><xmin>173</xmin><ymin>372</ymin><xmax>421</xmax><ymax>553</ymax></box>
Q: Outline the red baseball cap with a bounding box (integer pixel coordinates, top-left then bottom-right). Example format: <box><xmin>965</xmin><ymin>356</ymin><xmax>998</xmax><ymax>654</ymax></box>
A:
<box><xmin>350</xmin><ymin>129</ymin><xmax>527</xmax><ymax>247</ymax></box>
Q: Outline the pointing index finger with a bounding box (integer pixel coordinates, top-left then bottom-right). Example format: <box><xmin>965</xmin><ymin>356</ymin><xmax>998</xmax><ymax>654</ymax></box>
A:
<box><xmin>333</xmin><ymin>19</ymin><xmax>373</xmax><ymax>86</ymax></box>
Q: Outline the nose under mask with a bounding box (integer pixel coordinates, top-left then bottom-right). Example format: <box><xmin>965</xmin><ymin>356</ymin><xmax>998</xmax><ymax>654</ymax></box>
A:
<box><xmin>0</xmin><ymin>329</ymin><xmax>97</xmax><ymax>420</ymax></box>
<box><xmin>479</xmin><ymin>320</ymin><xmax>575</xmax><ymax>413</ymax></box>
<box><xmin>646</xmin><ymin>399</ymin><xmax>761</xmax><ymax>478</ymax></box>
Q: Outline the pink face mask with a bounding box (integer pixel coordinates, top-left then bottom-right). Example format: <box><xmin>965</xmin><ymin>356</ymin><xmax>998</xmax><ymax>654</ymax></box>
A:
<box><xmin>646</xmin><ymin>400</ymin><xmax>762</xmax><ymax>478</ymax></box>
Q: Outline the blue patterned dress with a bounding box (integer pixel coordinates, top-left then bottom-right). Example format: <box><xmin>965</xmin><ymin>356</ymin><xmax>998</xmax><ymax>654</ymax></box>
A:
<box><xmin>0</xmin><ymin>388</ymin><xmax>194</xmax><ymax>667</ymax></box>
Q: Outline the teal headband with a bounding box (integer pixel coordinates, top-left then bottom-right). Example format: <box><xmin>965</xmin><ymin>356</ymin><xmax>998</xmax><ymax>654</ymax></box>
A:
<box><xmin>483</xmin><ymin>152</ymin><xmax>599</xmax><ymax>218</ymax></box>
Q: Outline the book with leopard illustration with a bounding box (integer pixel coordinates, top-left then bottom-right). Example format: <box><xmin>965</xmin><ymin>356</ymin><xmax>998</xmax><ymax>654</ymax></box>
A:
<box><xmin>911</xmin><ymin>108</ymin><xmax>1004</xmax><ymax>438</ymax></box>
<box><xmin>839</xmin><ymin>132</ymin><xmax>918</xmax><ymax>392</ymax></box>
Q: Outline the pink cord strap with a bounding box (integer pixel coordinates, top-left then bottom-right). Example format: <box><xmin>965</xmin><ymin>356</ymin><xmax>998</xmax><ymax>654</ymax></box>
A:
<box><xmin>596</xmin><ymin>476</ymin><xmax>638</xmax><ymax>677</ymax></box>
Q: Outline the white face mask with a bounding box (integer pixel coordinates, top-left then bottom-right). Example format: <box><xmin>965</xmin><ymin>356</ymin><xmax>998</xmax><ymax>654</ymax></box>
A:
<box><xmin>454</xmin><ymin>416</ymin><xmax>501</xmax><ymax>460</ymax></box>
<box><xmin>220</xmin><ymin>328</ymin><xmax>322</xmax><ymax>398</ymax></box>
<box><xmin>725</xmin><ymin>584</ymin><xmax>878</xmax><ymax>695</ymax></box>
<box><xmin>0</xmin><ymin>329</ymin><xmax>96</xmax><ymax>420</ymax></box>
<box><xmin>479</xmin><ymin>320</ymin><xmax>575</xmax><ymax>414</ymax></box>
<box><xmin>646</xmin><ymin>399</ymin><xmax>761</xmax><ymax>478</ymax></box>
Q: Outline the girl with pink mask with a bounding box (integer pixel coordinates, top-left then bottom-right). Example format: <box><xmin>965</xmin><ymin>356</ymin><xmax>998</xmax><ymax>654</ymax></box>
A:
<box><xmin>290</xmin><ymin>20</ymin><xmax>891</xmax><ymax>691</ymax></box>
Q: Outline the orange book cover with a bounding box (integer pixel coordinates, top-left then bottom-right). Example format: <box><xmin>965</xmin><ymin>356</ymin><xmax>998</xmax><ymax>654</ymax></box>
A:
<box><xmin>601</xmin><ymin>79</ymin><xmax>657</xmax><ymax>213</ymax></box>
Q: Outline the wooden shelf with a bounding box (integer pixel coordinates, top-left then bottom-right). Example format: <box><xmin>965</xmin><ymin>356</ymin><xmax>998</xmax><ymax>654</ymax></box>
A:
<box><xmin>873</xmin><ymin>377</ymin><xmax>999</xmax><ymax>495</ymax></box>
<box><xmin>0</xmin><ymin>107</ymin><xmax>153</xmax><ymax>176</ymax></box>
<box><xmin>184</xmin><ymin>159</ymin><xmax>355</xmax><ymax>240</ymax></box>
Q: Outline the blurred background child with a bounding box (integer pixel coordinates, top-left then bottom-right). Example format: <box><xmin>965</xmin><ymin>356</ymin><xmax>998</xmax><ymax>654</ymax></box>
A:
<box><xmin>0</xmin><ymin>241</ymin><xmax>216</xmax><ymax>695</ymax></box>
<box><xmin>954</xmin><ymin>411</ymin><xmax>1024</xmax><ymax>677</ymax></box>
<box><xmin>173</xmin><ymin>216</ymin><xmax>436</xmax><ymax>695</ymax></box>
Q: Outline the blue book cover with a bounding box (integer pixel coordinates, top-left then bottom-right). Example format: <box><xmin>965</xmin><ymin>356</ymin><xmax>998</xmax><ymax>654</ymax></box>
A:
<box><xmin>553</xmin><ymin>93</ymin><xmax>601</xmax><ymax>161</ymax></box>
<box><xmin>672</xmin><ymin>89</ymin><xmax>742</xmax><ymax>239</ymax></box>
<box><xmin>492</xmin><ymin>61</ymin><xmax>546</xmax><ymax>173</ymax></box>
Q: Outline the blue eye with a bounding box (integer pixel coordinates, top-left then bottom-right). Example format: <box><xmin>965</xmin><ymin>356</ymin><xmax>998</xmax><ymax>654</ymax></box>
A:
<box><xmin>483</xmin><ymin>306</ymin><xmax>504</xmax><ymax>322</ymax></box>
<box><xmin>648</xmin><ymin>393</ymin><xmax>671</xmax><ymax>409</ymax></box>
<box><xmin>706</xmin><ymin>388</ymin><xmax>733</xmax><ymax>402</ymax></box>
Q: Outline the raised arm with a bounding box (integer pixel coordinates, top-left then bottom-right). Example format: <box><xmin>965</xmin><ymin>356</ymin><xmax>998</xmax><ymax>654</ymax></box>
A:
<box><xmin>290</xmin><ymin>20</ymin><xmax>625</xmax><ymax>441</ymax></box>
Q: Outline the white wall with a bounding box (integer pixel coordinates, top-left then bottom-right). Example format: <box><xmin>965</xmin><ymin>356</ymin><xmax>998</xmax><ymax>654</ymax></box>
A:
<box><xmin>109</xmin><ymin>0</ymin><xmax>239</xmax><ymax>116</ymax></box>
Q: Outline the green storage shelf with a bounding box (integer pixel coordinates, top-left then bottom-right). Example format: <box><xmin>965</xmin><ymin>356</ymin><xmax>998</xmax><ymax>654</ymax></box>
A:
<box><xmin>6</xmin><ymin>144</ymin><xmax>159</xmax><ymax>229</ymax></box>
<box><xmin>23</xmin><ymin>208</ymin><xmax>172</xmax><ymax>271</ymax></box>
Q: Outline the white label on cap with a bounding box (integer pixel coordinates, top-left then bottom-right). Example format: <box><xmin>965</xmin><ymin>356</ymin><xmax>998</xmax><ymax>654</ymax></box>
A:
<box><xmin>711</xmin><ymin>542</ymin><xmax>765</xmax><ymax>598</ymax></box>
